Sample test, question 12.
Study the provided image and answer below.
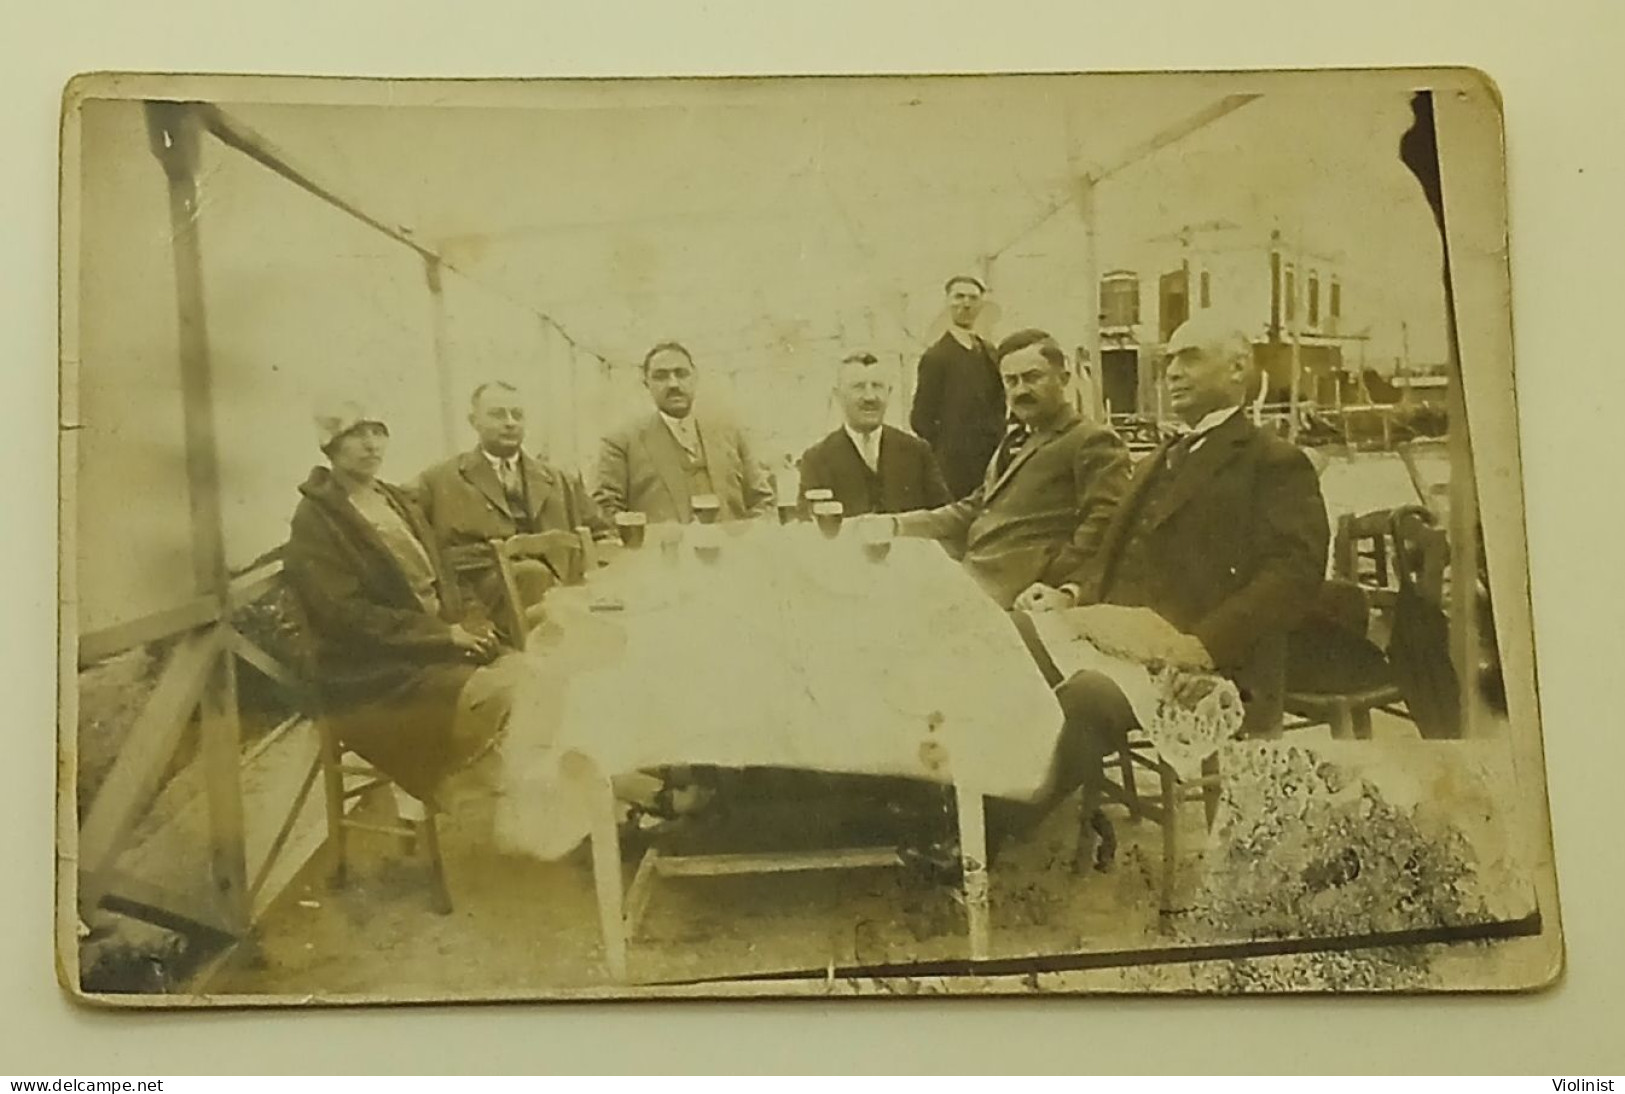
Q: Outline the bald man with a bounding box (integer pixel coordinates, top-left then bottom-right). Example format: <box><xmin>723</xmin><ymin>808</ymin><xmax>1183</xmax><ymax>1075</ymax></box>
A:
<box><xmin>1011</xmin><ymin>314</ymin><xmax>1330</xmax><ymax>871</ymax></box>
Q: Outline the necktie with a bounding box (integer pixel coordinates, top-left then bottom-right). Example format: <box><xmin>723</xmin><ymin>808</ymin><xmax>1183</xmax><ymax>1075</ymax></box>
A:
<box><xmin>994</xmin><ymin>422</ymin><xmax>1030</xmax><ymax>477</ymax></box>
<box><xmin>673</xmin><ymin>420</ymin><xmax>701</xmax><ymax>460</ymax></box>
<box><xmin>1163</xmin><ymin>433</ymin><xmax>1197</xmax><ymax>475</ymax></box>
<box><xmin>498</xmin><ymin>458</ymin><xmax>526</xmax><ymax>515</ymax></box>
<box><xmin>858</xmin><ymin>430</ymin><xmax>880</xmax><ymax>473</ymax></box>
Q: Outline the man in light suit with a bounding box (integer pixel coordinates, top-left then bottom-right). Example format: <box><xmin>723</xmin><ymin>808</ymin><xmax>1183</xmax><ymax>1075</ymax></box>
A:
<box><xmin>1014</xmin><ymin>313</ymin><xmax>1331</xmax><ymax>870</ymax></box>
<box><xmin>798</xmin><ymin>351</ymin><xmax>951</xmax><ymax>517</ymax></box>
<box><xmin>594</xmin><ymin>341</ymin><xmax>774</xmax><ymax>524</ymax></box>
<box><xmin>414</xmin><ymin>381</ymin><xmax>607</xmax><ymax>641</ymax></box>
<box><xmin>884</xmin><ymin>329</ymin><xmax>1132</xmax><ymax>609</ymax></box>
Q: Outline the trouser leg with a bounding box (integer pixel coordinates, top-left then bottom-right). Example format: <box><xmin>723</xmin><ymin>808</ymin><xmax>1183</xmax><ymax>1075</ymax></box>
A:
<box><xmin>985</xmin><ymin>668</ymin><xmax>1138</xmax><ymax>864</ymax></box>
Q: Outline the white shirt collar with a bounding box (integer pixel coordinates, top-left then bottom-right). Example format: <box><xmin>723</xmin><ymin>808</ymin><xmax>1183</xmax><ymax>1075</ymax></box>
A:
<box><xmin>659</xmin><ymin>410</ymin><xmax>697</xmax><ymax>436</ymax></box>
<box><xmin>481</xmin><ymin>447</ymin><xmax>522</xmax><ymax>472</ymax></box>
<box><xmin>947</xmin><ymin>325</ymin><xmax>979</xmax><ymax>349</ymax></box>
<box><xmin>844</xmin><ymin>423</ymin><xmax>882</xmax><ymax>458</ymax></box>
<box><xmin>1175</xmin><ymin>405</ymin><xmax>1242</xmax><ymax>439</ymax></box>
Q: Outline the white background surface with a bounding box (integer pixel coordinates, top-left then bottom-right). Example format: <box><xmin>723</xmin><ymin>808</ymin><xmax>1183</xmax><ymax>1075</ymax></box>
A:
<box><xmin>4</xmin><ymin>0</ymin><xmax>1622</xmax><ymax>1075</ymax></box>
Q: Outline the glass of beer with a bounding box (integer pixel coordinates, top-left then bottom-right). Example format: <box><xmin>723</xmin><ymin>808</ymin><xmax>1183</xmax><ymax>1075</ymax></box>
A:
<box><xmin>812</xmin><ymin>499</ymin><xmax>845</xmax><ymax>539</ymax></box>
<box><xmin>802</xmin><ymin>488</ymin><xmax>833</xmax><ymax>528</ymax></box>
<box><xmin>859</xmin><ymin>515</ymin><xmax>894</xmax><ymax>562</ymax></box>
<box><xmin>692</xmin><ymin>494</ymin><xmax>721</xmax><ymax>525</ymax></box>
<box><xmin>614</xmin><ymin>510</ymin><xmax>648</xmax><ymax>549</ymax></box>
<box><xmin>777</xmin><ymin>498</ymin><xmax>799</xmax><ymax>525</ymax></box>
<box><xmin>691</xmin><ymin>522</ymin><xmax>723</xmax><ymax>565</ymax></box>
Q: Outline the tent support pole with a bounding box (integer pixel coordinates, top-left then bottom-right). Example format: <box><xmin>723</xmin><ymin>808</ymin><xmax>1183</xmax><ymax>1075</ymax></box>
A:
<box><xmin>424</xmin><ymin>257</ymin><xmax>459</xmax><ymax>457</ymax></box>
<box><xmin>143</xmin><ymin>100</ymin><xmax>249</xmax><ymax>933</ymax></box>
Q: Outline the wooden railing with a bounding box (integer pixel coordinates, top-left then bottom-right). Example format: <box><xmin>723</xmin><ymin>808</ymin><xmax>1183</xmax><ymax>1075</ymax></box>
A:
<box><xmin>73</xmin><ymin>556</ymin><xmax>325</xmax><ymax>983</ymax></box>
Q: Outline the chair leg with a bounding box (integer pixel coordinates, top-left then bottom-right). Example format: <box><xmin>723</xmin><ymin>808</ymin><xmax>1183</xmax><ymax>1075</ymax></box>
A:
<box><xmin>1117</xmin><ymin>748</ymin><xmax>1142</xmax><ymax>820</ymax></box>
<box><xmin>1200</xmin><ymin>754</ymin><xmax>1222</xmax><ymax>831</ymax></box>
<box><xmin>317</xmin><ymin>726</ymin><xmax>350</xmax><ymax>889</ymax></box>
<box><xmin>419</xmin><ymin>809</ymin><xmax>453</xmax><ymax>916</ymax></box>
<box><xmin>1158</xmin><ymin>765</ymin><xmax>1179</xmax><ymax>915</ymax></box>
<box><xmin>1329</xmin><ymin>702</ymin><xmax>1355</xmax><ymax>740</ymax></box>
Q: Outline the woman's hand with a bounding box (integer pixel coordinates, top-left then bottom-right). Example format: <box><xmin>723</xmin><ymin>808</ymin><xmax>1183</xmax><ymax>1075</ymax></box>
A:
<box><xmin>449</xmin><ymin>623</ymin><xmax>498</xmax><ymax>663</ymax></box>
<box><xmin>1015</xmin><ymin>582</ymin><xmax>1075</xmax><ymax>613</ymax></box>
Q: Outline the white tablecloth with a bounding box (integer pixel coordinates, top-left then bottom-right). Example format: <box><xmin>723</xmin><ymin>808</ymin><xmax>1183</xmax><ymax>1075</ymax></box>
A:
<box><xmin>493</xmin><ymin>521</ymin><xmax>1063</xmax><ymax>860</ymax></box>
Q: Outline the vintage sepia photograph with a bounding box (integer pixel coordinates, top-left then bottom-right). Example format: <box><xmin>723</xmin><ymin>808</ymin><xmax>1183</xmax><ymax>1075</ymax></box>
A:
<box><xmin>58</xmin><ymin>68</ymin><xmax>1559</xmax><ymax>1004</ymax></box>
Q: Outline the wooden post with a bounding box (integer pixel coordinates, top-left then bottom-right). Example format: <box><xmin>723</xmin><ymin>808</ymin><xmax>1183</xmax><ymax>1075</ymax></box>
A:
<box><xmin>1400</xmin><ymin>90</ymin><xmax>1483</xmax><ymax>739</ymax></box>
<box><xmin>147</xmin><ymin>103</ymin><xmax>227</xmax><ymax>601</ymax></box>
<box><xmin>1074</xmin><ymin>176</ymin><xmax>1104</xmax><ymax>421</ymax></box>
<box><xmin>424</xmin><ymin>257</ymin><xmax>459</xmax><ymax>458</ymax></box>
<box><xmin>199</xmin><ymin>649</ymin><xmax>249</xmax><ymax>931</ymax></box>
<box><xmin>1445</xmin><ymin>325</ymin><xmax>1482</xmax><ymax>737</ymax></box>
<box><xmin>144</xmin><ymin>101</ymin><xmax>249</xmax><ymax>931</ymax></box>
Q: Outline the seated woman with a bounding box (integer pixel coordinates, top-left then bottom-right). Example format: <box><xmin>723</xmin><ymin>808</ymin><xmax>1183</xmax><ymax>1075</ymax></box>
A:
<box><xmin>285</xmin><ymin>401</ymin><xmax>513</xmax><ymax>810</ymax></box>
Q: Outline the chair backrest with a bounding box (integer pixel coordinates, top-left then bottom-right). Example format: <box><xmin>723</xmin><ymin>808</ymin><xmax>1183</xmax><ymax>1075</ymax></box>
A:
<box><xmin>1333</xmin><ymin>508</ymin><xmax>1396</xmax><ymax>589</ymax></box>
<box><xmin>270</xmin><ymin>575</ymin><xmax>328</xmax><ymax>717</ymax></box>
<box><xmin>487</xmin><ymin>538</ymin><xmax>531</xmax><ymax>652</ymax></box>
<box><xmin>1390</xmin><ymin>505</ymin><xmax>1449</xmax><ymax>606</ymax></box>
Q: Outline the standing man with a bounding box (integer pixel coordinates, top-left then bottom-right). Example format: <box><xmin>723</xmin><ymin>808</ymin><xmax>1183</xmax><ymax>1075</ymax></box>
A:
<box><xmin>595</xmin><ymin>340</ymin><xmax>775</xmax><ymax>523</ymax></box>
<box><xmin>909</xmin><ymin>275</ymin><xmax>1005</xmax><ymax>500</ymax></box>
<box><xmin>414</xmin><ymin>381</ymin><xmax>605</xmax><ymax>638</ymax></box>
<box><xmin>1014</xmin><ymin>313</ymin><xmax>1331</xmax><ymax>870</ymax></box>
<box><xmin>886</xmin><ymin>329</ymin><xmax>1131</xmax><ymax>609</ymax></box>
<box><xmin>798</xmin><ymin>351</ymin><xmax>951</xmax><ymax>517</ymax></box>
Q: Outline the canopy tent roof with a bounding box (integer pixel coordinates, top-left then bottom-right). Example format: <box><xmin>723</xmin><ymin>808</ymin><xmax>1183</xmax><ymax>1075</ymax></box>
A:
<box><xmin>215</xmin><ymin>75</ymin><xmax>1448</xmax><ymax>374</ymax></box>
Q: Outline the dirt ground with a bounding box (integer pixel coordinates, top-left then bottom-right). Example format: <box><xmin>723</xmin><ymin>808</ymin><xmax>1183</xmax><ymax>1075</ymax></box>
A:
<box><xmin>216</xmin><ymin>775</ymin><xmax>1199</xmax><ymax>997</ymax></box>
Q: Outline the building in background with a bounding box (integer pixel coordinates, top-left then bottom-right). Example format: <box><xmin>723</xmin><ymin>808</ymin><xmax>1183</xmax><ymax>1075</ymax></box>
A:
<box><xmin>1089</xmin><ymin>223</ymin><xmax>1386</xmax><ymax>425</ymax></box>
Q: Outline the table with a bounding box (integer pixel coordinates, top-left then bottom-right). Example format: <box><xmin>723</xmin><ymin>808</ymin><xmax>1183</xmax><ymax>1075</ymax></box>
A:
<box><xmin>491</xmin><ymin>519</ymin><xmax>1065</xmax><ymax>978</ymax></box>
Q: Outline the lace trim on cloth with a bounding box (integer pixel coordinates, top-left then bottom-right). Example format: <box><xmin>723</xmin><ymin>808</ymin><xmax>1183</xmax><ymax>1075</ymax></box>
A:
<box><xmin>1026</xmin><ymin>604</ymin><xmax>1246</xmax><ymax>780</ymax></box>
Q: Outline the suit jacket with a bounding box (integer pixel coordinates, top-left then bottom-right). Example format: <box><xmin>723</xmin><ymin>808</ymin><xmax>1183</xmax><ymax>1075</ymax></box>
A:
<box><xmin>897</xmin><ymin>405</ymin><xmax>1131</xmax><ymax>609</ymax></box>
<box><xmin>909</xmin><ymin>330</ymin><xmax>1006</xmax><ymax>499</ymax></box>
<box><xmin>797</xmin><ymin>424</ymin><xmax>951</xmax><ymax>517</ymax></box>
<box><xmin>594</xmin><ymin>409</ymin><xmax>774</xmax><ymax>523</ymax></box>
<box><xmin>413</xmin><ymin>447</ymin><xmax>607</xmax><ymax>576</ymax></box>
<box><xmin>1061</xmin><ymin>410</ymin><xmax>1330</xmax><ymax>735</ymax></box>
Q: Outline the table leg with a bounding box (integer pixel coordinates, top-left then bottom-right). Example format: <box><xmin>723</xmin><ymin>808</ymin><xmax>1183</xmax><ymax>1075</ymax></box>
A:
<box><xmin>568</xmin><ymin>751</ymin><xmax>628</xmax><ymax>981</ymax></box>
<box><xmin>954</xmin><ymin>783</ymin><xmax>991</xmax><ymax>962</ymax></box>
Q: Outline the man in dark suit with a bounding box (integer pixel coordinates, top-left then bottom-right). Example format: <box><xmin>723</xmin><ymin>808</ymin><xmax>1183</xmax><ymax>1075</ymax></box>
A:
<box><xmin>909</xmin><ymin>275</ymin><xmax>1005</xmax><ymax>499</ymax></box>
<box><xmin>1014</xmin><ymin>313</ymin><xmax>1330</xmax><ymax>870</ymax></box>
<box><xmin>594</xmin><ymin>341</ymin><xmax>775</xmax><ymax>524</ymax></box>
<box><xmin>414</xmin><ymin>381</ymin><xmax>607</xmax><ymax>640</ymax></box>
<box><xmin>798</xmin><ymin>351</ymin><xmax>951</xmax><ymax>517</ymax></box>
<box><xmin>886</xmin><ymin>329</ymin><xmax>1132</xmax><ymax>609</ymax></box>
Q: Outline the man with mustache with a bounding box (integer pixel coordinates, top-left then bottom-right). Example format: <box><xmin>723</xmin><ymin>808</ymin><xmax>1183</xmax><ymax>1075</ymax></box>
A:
<box><xmin>883</xmin><ymin>328</ymin><xmax>1131</xmax><ymax>609</ymax></box>
<box><xmin>595</xmin><ymin>340</ymin><xmax>775</xmax><ymax>524</ymax></box>
<box><xmin>414</xmin><ymin>381</ymin><xmax>606</xmax><ymax>642</ymax></box>
<box><xmin>797</xmin><ymin>351</ymin><xmax>951</xmax><ymax>517</ymax></box>
<box><xmin>1013</xmin><ymin>313</ymin><xmax>1330</xmax><ymax>871</ymax></box>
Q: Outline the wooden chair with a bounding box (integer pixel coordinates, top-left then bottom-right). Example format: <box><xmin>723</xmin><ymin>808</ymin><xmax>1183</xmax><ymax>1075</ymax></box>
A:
<box><xmin>281</xmin><ymin>585</ymin><xmax>454</xmax><ymax>914</ymax></box>
<box><xmin>316</xmin><ymin>718</ymin><xmax>452</xmax><ymax>915</ymax></box>
<box><xmin>489</xmin><ymin>528</ymin><xmax>593</xmax><ymax>650</ymax></box>
<box><xmin>1101</xmin><ymin>734</ymin><xmax>1224</xmax><ymax>915</ymax></box>
<box><xmin>1284</xmin><ymin>509</ymin><xmax>1410</xmax><ymax>739</ymax></box>
<box><xmin>1386</xmin><ymin>504</ymin><xmax>1463</xmax><ymax>739</ymax></box>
